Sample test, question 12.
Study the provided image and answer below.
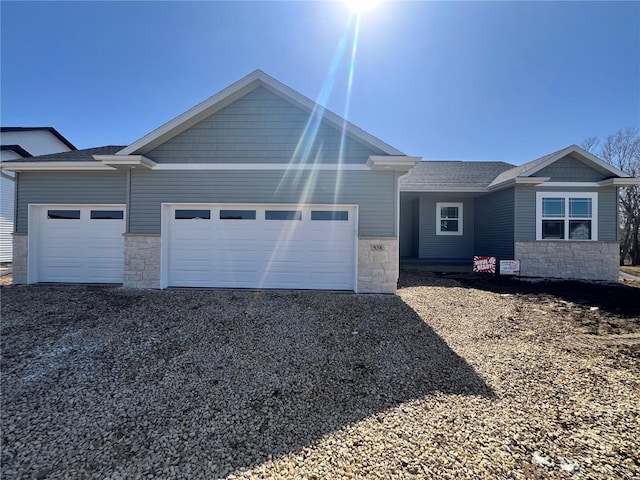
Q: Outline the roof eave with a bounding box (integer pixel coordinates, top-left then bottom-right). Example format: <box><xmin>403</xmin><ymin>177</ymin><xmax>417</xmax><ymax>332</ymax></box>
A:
<box><xmin>399</xmin><ymin>186</ymin><xmax>489</xmax><ymax>193</ymax></box>
<box><xmin>598</xmin><ymin>177</ymin><xmax>640</xmax><ymax>186</ymax></box>
<box><xmin>93</xmin><ymin>154</ymin><xmax>156</xmax><ymax>170</ymax></box>
<box><xmin>0</xmin><ymin>144</ymin><xmax>33</xmax><ymax>157</ymax></box>
<box><xmin>368</xmin><ymin>155</ymin><xmax>421</xmax><ymax>172</ymax></box>
<box><xmin>0</xmin><ymin>161</ymin><xmax>115</xmax><ymax>171</ymax></box>
<box><xmin>487</xmin><ymin>177</ymin><xmax>551</xmax><ymax>191</ymax></box>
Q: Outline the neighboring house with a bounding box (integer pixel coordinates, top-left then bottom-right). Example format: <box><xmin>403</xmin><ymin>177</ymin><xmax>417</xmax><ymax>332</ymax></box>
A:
<box><xmin>0</xmin><ymin>127</ymin><xmax>76</xmax><ymax>263</ymax></box>
<box><xmin>0</xmin><ymin>71</ymin><xmax>420</xmax><ymax>293</ymax></box>
<box><xmin>400</xmin><ymin>146</ymin><xmax>640</xmax><ymax>281</ymax></box>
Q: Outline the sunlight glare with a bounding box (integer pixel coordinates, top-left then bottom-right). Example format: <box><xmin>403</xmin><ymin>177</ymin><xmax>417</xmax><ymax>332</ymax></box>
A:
<box><xmin>343</xmin><ymin>0</ymin><xmax>381</xmax><ymax>14</ymax></box>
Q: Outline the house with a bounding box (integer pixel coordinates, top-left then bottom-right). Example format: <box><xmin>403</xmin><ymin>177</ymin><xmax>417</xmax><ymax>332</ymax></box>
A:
<box><xmin>1</xmin><ymin>71</ymin><xmax>637</xmax><ymax>291</ymax></box>
<box><xmin>400</xmin><ymin>146</ymin><xmax>639</xmax><ymax>281</ymax></box>
<box><xmin>0</xmin><ymin>127</ymin><xmax>76</xmax><ymax>263</ymax></box>
<box><xmin>0</xmin><ymin>71</ymin><xmax>420</xmax><ymax>293</ymax></box>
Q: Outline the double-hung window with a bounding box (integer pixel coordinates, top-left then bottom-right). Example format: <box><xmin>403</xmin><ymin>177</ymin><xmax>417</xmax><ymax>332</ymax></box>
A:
<box><xmin>436</xmin><ymin>202</ymin><xmax>463</xmax><ymax>235</ymax></box>
<box><xmin>536</xmin><ymin>192</ymin><xmax>597</xmax><ymax>241</ymax></box>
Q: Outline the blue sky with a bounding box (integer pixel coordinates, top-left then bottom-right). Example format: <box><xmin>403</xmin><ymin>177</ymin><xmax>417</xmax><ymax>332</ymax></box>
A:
<box><xmin>1</xmin><ymin>1</ymin><xmax>638</xmax><ymax>164</ymax></box>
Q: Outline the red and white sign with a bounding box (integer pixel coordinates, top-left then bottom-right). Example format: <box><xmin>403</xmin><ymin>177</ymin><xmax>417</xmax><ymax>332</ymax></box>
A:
<box><xmin>473</xmin><ymin>256</ymin><xmax>496</xmax><ymax>273</ymax></box>
<box><xmin>499</xmin><ymin>260</ymin><xmax>521</xmax><ymax>275</ymax></box>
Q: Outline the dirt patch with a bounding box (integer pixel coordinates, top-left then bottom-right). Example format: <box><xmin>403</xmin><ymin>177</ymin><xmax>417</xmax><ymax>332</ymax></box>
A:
<box><xmin>0</xmin><ymin>274</ymin><xmax>12</xmax><ymax>287</ymax></box>
<box><xmin>621</xmin><ymin>265</ymin><xmax>640</xmax><ymax>276</ymax></box>
<box><xmin>402</xmin><ymin>271</ymin><xmax>640</xmax><ymax>344</ymax></box>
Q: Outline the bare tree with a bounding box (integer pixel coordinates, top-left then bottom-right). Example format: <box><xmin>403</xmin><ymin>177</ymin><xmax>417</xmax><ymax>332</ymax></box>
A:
<box><xmin>580</xmin><ymin>136</ymin><xmax>599</xmax><ymax>153</ymax></box>
<box><xmin>583</xmin><ymin>128</ymin><xmax>640</xmax><ymax>265</ymax></box>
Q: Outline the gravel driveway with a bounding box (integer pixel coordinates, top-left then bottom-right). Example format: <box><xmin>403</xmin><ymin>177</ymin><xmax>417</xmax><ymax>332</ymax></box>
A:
<box><xmin>1</xmin><ymin>272</ymin><xmax>638</xmax><ymax>479</ymax></box>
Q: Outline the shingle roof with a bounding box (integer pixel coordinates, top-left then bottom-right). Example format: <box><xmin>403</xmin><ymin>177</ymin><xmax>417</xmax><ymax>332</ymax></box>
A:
<box><xmin>0</xmin><ymin>145</ymin><xmax>125</xmax><ymax>163</ymax></box>
<box><xmin>400</xmin><ymin>161</ymin><xmax>516</xmax><ymax>190</ymax></box>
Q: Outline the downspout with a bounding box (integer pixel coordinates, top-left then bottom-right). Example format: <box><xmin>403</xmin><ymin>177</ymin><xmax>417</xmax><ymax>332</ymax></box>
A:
<box><xmin>13</xmin><ymin>171</ymin><xmax>19</xmax><ymax>233</ymax></box>
<box><xmin>395</xmin><ymin>171</ymin><xmax>400</xmax><ymax>284</ymax></box>
<box><xmin>126</xmin><ymin>169</ymin><xmax>131</xmax><ymax>233</ymax></box>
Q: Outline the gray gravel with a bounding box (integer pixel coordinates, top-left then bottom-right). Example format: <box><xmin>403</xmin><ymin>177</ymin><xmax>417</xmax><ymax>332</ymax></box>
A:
<box><xmin>1</xmin><ymin>272</ymin><xmax>638</xmax><ymax>479</ymax></box>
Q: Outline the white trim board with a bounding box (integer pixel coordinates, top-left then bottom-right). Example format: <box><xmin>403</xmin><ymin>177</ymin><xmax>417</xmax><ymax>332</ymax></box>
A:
<box><xmin>152</xmin><ymin>163</ymin><xmax>370</xmax><ymax>171</ymax></box>
<box><xmin>0</xmin><ymin>162</ymin><xmax>116</xmax><ymax>171</ymax></box>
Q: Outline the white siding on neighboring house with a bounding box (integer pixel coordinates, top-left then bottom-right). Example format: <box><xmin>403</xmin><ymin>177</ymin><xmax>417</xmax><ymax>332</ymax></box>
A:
<box><xmin>1</xmin><ymin>130</ymin><xmax>75</xmax><ymax>263</ymax></box>
<box><xmin>1</xmin><ymin>150</ymin><xmax>21</xmax><ymax>262</ymax></box>
<box><xmin>1</xmin><ymin>130</ymin><xmax>71</xmax><ymax>156</ymax></box>
<box><xmin>0</xmin><ymin>170</ymin><xmax>15</xmax><ymax>263</ymax></box>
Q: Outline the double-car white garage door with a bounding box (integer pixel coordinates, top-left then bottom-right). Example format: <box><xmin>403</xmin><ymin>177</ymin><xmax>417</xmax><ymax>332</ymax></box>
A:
<box><xmin>30</xmin><ymin>205</ymin><xmax>125</xmax><ymax>283</ymax></box>
<box><xmin>29</xmin><ymin>203</ymin><xmax>357</xmax><ymax>290</ymax></box>
<box><xmin>165</xmin><ymin>204</ymin><xmax>357</xmax><ymax>290</ymax></box>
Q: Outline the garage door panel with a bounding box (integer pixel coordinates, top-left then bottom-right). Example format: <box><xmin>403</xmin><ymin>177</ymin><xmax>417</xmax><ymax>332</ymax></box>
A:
<box><xmin>35</xmin><ymin>206</ymin><xmax>124</xmax><ymax>283</ymax></box>
<box><xmin>86</xmin><ymin>267</ymin><xmax>124</xmax><ymax>283</ymax></box>
<box><xmin>214</xmin><ymin>264</ymin><xmax>261</xmax><ymax>275</ymax></box>
<box><xmin>172</xmin><ymin>248</ymin><xmax>215</xmax><ymax>261</ymax></box>
<box><xmin>167</xmin><ymin>205</ymin><xmax>356</xmax><ymax>290</ymax></box>
<box><xmin>86</xmin><ymin>243</ymin><xmax>123</xmax><ymax>256</ymax></box>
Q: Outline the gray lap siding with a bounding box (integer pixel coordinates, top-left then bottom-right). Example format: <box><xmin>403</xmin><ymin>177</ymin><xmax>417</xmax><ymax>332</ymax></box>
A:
<box><xmin>145</xmin><ymin>87</ymin><xmax>382</xmax><ymax>165</ymax></box>
<box><xmin>515</xmin><ymin>185</ymin><xmax>618</xmax><ymax>242</ymax></box>
<box><xmin>474</xmin><ymin>188</ymin><xmax>515</xmax><ymax>260</ymax></box>
<box><xmin>417</xmin><ymin>194</ymin><xmax>475</xmax><ymax>260</ymax></box>
<box><xmin>15</xmin><ymin>171</ymin><xmax>127</xmax><ymax>233</ymax></box>
<box><xmin>129</xmin><ymin>169</ymin><xmax>398</xmax><ymax>237</ymax></box>
<box><xmin>535</xmin><ymin>154</ymin><xmax>610</xmax><ymax>182</ymax></box>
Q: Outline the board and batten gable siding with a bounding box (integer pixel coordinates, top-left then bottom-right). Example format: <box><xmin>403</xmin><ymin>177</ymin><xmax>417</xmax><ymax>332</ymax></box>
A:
<box><xmin>514</xmin><ymin>185</ymin><xmax>618</xmax><ymax>242</ymax></box>
<box><xmin>145</xmin><ymin>87</ymin><xmax>383</xmax><ymax>164</ymax></box>
<box><xmin>417</xmin><ymin>194</ymin><xmax>474</xmax><ymax>260</ymax></box>
<box><xmin>129</xmin><ymin>169</ymin><xmax>397</xmax><ymax>237</ymax></box>
<box><xmin>15</xmin><ymin>171</ymin><xmax>127</xmax><ymax>233</ymax></box>
<box><xmin>535</xmin><ymin>154</ymin><xmax>611</xmax><ymax>182</ymax></box>
<box><xmin>474</xmin><ymin>188</ymin><xmax>515</xmax><ymax>259</ymax></box>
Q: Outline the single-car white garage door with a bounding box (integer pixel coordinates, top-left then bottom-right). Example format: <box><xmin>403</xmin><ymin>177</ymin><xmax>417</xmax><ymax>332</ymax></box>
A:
<box><xmin>29</xmin><ymin>205</ymin><xmax>125</xmax><ymax>283</ymax></box>
<box><xmin>165</xmin><ymin>204</ymin><xmax>357</xmax><ymax>290</ymax></box>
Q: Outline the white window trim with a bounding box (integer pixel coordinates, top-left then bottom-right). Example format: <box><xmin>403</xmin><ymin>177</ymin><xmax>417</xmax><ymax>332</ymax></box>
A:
<box><xmin>535</xmin><ymin>192</ymin><xmax>598</xmax><ymax>241</ymax></box>
<box><xmin>436</xmin><ymin>202</ymin><xmax>463</xmax><ymax>236</ymax></box>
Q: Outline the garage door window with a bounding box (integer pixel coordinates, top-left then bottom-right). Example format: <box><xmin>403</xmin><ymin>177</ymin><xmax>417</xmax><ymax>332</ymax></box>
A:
<box><xmin>311</xmin><ymin>210</ymin><xmax>349</xmax><ymax>221</ymax></box>
<box><xmin>220</xmin><ymin>210</ymin><xmax>256</xmax><ymax>220</ymax></box>
<box><xmin>265</xmin><ymin>210</ymin><xmax>302</xmax><ymax>221</ymax></box>
<box><xmin>175</xmin><ymin>209</ymin><xmax>211</xmax><ymax>220</ymax></box>
<box><xmin>48</xmin><ymin>210</ymin><xmax>80</xmax><ymax>220</ymax></box>
<box><xmin>90</xmin><ymin>210</ymin><xmax>124</xmax><ymax>220</ymax></box>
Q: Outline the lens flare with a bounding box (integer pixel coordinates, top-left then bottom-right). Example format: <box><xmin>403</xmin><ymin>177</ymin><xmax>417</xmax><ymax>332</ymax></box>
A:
<box><xmin>343</xmin><ymin>0</ymin><xmax>381</xmax><ymax>14</ymax></box>
<box><xmin>260</xmin><ymin>12</ymin><xmax>364</xmax><ymax>288</ymax></box>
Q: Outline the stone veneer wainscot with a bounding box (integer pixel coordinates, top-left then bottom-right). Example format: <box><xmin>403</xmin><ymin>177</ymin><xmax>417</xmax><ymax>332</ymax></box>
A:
<box><xmin>124</xmin><ymin>234</ymin><xmax>161</xmax><ymax>288</ymax></box>
<box><xmin>357</xmin><ymin>237</ymin><xmax>399</xmax><ymax>294</ymax></box>
<box><xmin>515</xmin><ymin>241</ymin><xmax>619</xmax><ymax>281</ymax></box>
<box><xmin>11</xmin><ymin>233</ymin><xmax>28</xmax><ymax>285</ymax></box>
